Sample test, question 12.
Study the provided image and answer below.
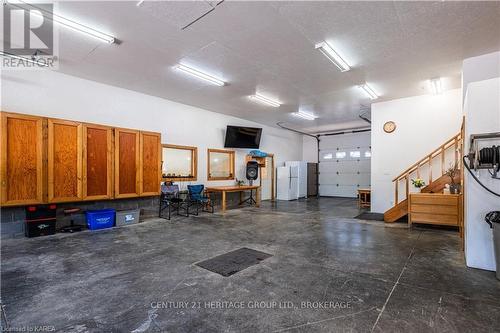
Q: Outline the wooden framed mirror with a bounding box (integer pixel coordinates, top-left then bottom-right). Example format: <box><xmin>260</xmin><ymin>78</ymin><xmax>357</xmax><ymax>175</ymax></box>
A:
<box><xmin>207</xmin><ymin>148</ymin><xmax>235</xmax><ymax>181</ymax></box>
<box><xmin>162</xmin><ymin>144</ymin><xmax>197</xmax><ymax>181</ymax></box>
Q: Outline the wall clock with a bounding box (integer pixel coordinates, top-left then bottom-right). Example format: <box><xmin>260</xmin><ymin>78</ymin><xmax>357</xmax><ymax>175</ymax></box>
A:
<box><xmin>383</xmin><ymin>121</ymin><xmax>396</xmax><ymax>133</ymax></box>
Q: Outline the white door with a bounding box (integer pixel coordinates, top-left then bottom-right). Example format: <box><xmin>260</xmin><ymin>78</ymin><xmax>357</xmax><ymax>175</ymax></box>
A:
<box><xmin>319</xmin><ymin>131</ymin><xmax>371</xmax><ymax>197</ymax></box>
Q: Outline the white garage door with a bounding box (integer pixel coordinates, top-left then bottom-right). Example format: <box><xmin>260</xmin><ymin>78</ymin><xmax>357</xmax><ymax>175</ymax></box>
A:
<box><xmin>319</xmin><ymin>131</ymin><xmax>371</xmax><ymax>198</ymax></box>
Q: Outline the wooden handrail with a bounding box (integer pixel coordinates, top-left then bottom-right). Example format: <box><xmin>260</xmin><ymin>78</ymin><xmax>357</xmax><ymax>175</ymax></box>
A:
<box><xmin>392</xmin><ymin>133</ymin><xmax>462</xmax><ymax>182</ymax></box>
<box><xmin>392</xmin><ymin>132</ymin><xmax>462</xmax><ymax>205</ymax></box>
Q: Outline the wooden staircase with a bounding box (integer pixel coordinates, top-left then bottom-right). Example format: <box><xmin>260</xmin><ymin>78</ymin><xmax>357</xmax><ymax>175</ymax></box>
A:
<box><xmin>384</xmin><ymin>132</ymin><xmax>463</xmax><ymax>223</ymax></box>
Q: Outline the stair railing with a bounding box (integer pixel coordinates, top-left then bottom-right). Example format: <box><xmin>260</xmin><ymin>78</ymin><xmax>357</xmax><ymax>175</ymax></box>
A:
<box><xmin>392</xmin><ymin>132</ymin><xmax>463</xmax><ymax>205</ymax></box>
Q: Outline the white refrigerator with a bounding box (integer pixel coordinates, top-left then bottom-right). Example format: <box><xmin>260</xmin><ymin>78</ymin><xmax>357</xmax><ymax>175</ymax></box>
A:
<box><xmin>285</xmin><ymin>161</ymin><xmax>308</xmax><ymax>198</ymax></box>
<box><xmin>276</xmin><ymin>166</ymin><xmax>299</xmax><ymax>200</ymax></box>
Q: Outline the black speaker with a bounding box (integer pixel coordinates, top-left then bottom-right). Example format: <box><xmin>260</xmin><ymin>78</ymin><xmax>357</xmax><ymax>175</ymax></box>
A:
<box><xmin>246</xmin><ymin>161</ymin><xmax>259</xmax><ymax>181</ymax></box>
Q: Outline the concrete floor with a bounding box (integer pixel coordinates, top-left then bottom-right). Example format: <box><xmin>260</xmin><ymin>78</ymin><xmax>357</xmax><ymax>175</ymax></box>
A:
<box><xmin>1</xmin><ymin>197</ymin><xmax>500</xmax><ymax>332</ymax></box>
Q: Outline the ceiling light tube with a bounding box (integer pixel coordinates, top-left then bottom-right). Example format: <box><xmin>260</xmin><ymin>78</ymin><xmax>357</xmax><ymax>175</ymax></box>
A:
<box><xmin>137</xmin><ymin>0</ymin><xmax>146</xmax><ymax>6</ymax></box>
<box><xmin>293</xmin><ymin>111</ymin><xmax>318</xmax><ymax>120</ymax></box>
<box><xmin>249</xmin><ymin>94</ymin><xmax>281</xmax><ymax>107</ymax></box>
<box><xmin>315</xmin><ymin>41</ymin><xmax>350</xmax><ymax>72</ymax></box>
<box><xmin>28</xmin><ymin>7</ymin><xmax>115</xmax><ymax>44</ymax></box>
<box><xmin>359</xmin><ymin>83</ymin><xmax>379</xmax><ymax>100</ymax></box>
<box><xmin>175</xmin><ymin>64</ymin><xmax>225</xmax><ymax>86</ymax></box>
<box><xmin>430</xmin><ymin>77</ymin><xmax>442</xmax><ymax>95</ymax></box>
<box><xmin>0</xmin><ymin>51</ymin><xmax>49</xmax><ymax>67</ymax></box>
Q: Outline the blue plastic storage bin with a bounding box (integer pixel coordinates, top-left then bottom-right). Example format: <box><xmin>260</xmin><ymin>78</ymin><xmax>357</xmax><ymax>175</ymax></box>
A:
<box><xmin>86</xmin><ymin>209</ymin><xmax>115</xmax><ymax>230</ymax></box>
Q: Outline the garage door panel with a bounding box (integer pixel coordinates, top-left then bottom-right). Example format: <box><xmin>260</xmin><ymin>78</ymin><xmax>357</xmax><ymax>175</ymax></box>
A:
<box><xmin>321</xmin><ymin>162</ymin><xmax>370</xmax><ymax>174</ymax></box>
<box><xmin>359</xmin><ymin>173</ymin><xmax>371</xmax><ymax>185</ymax></box>
<box><xmin>319</xmin><ymin>176</ymin><xmax>370</xmax><ymax>187</ymax></box>
<box><xmin>318</xmin><ymin>132</ymin><xmax>370</xmax><ymax>198</ymax></box>
<box><xmin>358</xmin><ymin>160</ymin><xmax>371</xmax><ymax>168</ymax></box>
<box><xmin>319</xmin><ymin>172</ymin><xmax>370</xmax><ymax>184</ymax></box>
<box><xmin>320</xmin><ymin>184</ymin><xmax>359</xmax><ymax>197</ymax></box>
<box><xmin>320</xmin><ymin>161</ymin><xmax>362</xmax><ymax>173</ymax></box>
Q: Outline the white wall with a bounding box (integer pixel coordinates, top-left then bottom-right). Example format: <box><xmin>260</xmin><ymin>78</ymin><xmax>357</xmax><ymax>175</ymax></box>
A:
<box><xmin>463</xmin><ymin>78</ymin><xmax>500</xmax><ymax>271</ymax></box>
<box><xmin>371</xmin><ymin>89</ymin><xmax>462</xmax><ymax>213</ymax></box>
<box><xmin>462</xmin><ymin>51</ymin><xmax>500</xmax><ymax>103</ymax></box>
<box><xmin>0</xmin><ymin>70</ymin><xmax>302</xmax><ymax>189</ymax></box>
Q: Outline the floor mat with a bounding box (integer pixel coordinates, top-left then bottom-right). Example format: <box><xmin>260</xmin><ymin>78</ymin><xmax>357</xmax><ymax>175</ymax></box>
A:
<box><xmin>195</xmin><ymin>247</ymin><xmax>273</xmax><ymax>277</ymax></box>
<box><xmin>355</xmin><ymin>212</ymin><xmax>385</xmax><ymax>221</ymax></box>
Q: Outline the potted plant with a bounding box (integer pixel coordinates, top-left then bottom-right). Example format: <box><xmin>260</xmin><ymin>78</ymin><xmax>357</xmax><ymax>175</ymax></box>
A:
<box><xmin>445</xmin><ymin>163</ymin><xmax>461</xmax><ymax>194</ymax></box>
<box><xmin>411</xmin><ymin>178</ymin><xmax>426</xmax><ymax>192</ymax></box>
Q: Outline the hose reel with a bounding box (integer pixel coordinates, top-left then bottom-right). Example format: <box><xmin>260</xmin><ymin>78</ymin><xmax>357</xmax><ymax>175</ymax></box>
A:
<box><xmin>464</xmin><ymin>132</ymin><xmax>500</xmax><ymax>197</ymax></box>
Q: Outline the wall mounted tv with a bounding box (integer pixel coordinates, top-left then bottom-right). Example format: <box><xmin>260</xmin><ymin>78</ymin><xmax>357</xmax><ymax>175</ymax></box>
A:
<box><xmin>224</xmin><ymin>126</ymin><xmax>262</xmax><ymax>149</ymax></box>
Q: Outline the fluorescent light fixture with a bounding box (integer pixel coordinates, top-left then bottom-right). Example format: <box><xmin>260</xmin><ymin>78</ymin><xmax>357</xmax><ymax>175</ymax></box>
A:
<box><xmin>137</xmin><ymin>0</ymin><xmax>146</xmax><ymax>6</ymax></box>
<box><xmin>175</xmin><ymin>64</ymin><xmax>225</xmax><ymax>86</ymax></box>
<box><xmin>28</xmin><ymin>6</ymin><xmax>115</xmax><ymax>44</ymax></box>
<box><xmin>359</xmin><ymin>83</ymin><xmax>379</xmax><ymax>100</ymax></box>
<box><xmin>315</xmin><ymin>41</ymin><xmax>350</xmax><ymax>72</ymax></box>
<box><xmin>292</xmin><ymin>110</ymin><xmax>318</xmax><ymax>120</ymax></box>
<box><xmin>430</xmin><ymin>77</ymin><xmax>442</xmax><ymax>95</ymax></box>
<box><xmin>249</xmin><ymin>94</ymin><xmax>281</xmax><ymax>107</ymax></box>
<box><xmin>0</xmin><ymin>51</ymin><xmax>49</xmax><ymax>67</ymax></box>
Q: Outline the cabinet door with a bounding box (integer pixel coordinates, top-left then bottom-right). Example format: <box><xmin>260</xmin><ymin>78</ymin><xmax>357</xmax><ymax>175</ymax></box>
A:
<box><xmin>1</xmin><ymin>112</ymin><xmax>44</xmax><ymax>206</ymax></box>
<box><xmin>114</xmin><ymin>128</ymin><xmax>140</xmax><ymax>198</ymax></box>
<box><xmin>83</xmin><ymin>124</ymin><xmax>112</xmax><ymax>200</ymax></box>
<box><xmin>48</xmin><ymin>119</ymin><xmax>83</xmax><ymax>202</ymax></box>
<box><xmin>140</xmin><ymin>131</ymin><xmax>161</xmax><ymax>196</ymax></box>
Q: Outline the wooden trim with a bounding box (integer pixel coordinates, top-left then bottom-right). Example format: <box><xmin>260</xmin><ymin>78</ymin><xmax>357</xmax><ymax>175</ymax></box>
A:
<box><xmin>0</xmin><ymin>112</ymin><xmax>44</xmax><ymax>206</ymax></box>
<box><xmin>255</xmin><ymin>153</ymin><xmax>275</xmax><ymax>201</ymax></box>
<box><xmin>269</xmin><ymin>153</ymin><xmax>275</xmax><ymax>201</ymax></box>
<box><xmin>161</xmin><ymin>144</ymin><xmax>198</xmax><ymax>182</ymax></box>
<box><xmin>47</xmin><ymin>118</ymin><xmax>83</xmax><ymax>203</ymax></box>
<box><xmin>207</xmin><ymin>148</ymin><xmax>235</xmax><ymax>181</ymax></box>
<box><xmin>82</xmin><ymin>123</ymin><xmax>113</xmax><ymax>201</ymax></box>
<box><xmin>395</xmin><ymin>180</ymin><xmax>399</xmax><ymax>205</ymax></box>
<box><xmin>405</xmin><ymin>176</ymin><xmax>409</xmax><ymax>200</ymax></box>
<box><xmin>441</xmin><ymin>147</ymin><xmax>445</xmax><ymax>175</ymax></box>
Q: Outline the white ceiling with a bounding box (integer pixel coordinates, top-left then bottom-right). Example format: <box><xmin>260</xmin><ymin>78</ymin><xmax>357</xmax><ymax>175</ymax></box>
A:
<box><xmin>31</xmin><ymin>1</ymin><xmax>500</xmax><ymax>132</ymax></box>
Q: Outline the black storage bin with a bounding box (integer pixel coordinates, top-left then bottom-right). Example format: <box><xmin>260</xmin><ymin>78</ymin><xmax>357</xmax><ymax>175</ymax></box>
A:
<box><xmin>25</xmin><ymin>204</ymin><xmax>57</xmax><ymax>237</ymax></box>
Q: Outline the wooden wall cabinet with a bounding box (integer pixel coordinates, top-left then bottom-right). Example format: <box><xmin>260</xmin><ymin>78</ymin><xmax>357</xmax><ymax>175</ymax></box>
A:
<box><xmin>83</xmin><ymin>124</ymin><xmax>113</xmax><ymax>200</ymax></box>
<box><xmin>48</xmin><ymin>119</ymin><xmax>83</xmax><ymax>203</ymax></box>
<box><xmin>140</xmin><ymin>131</ymin><xmax>161</xmax><ymax>196</ymax></box>
<box><xmin>1</xmin><ymin>113</ymin><xmax>44</xmax><ymax>206</ymax></box>
<box><xmin>114</xmin><ymin>128</ymin><xmax>140</xmax><ymax>198</ymax></box>
<box><xmin>1</xmin><ymin>112</ymin><xmax>161</xmax><ymax>206</ymax></box>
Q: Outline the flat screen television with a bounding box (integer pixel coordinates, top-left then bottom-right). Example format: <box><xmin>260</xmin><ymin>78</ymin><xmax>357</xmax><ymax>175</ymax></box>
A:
<box><xmin>224</xmin><ymin>125</ymin><xmax>262</xmax><ymax>149</ymax></box>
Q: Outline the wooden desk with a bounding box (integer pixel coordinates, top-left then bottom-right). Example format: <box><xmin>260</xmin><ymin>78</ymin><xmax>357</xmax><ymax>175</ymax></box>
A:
<box><xmin>205</xmin><ymin>185</ymin><xmax>261</xmax><ymax>213</ymax></box>
<box><xmin>358</xmin><ymin>188</ymin><xmax>371</xmax><ymax>208</ymax></box>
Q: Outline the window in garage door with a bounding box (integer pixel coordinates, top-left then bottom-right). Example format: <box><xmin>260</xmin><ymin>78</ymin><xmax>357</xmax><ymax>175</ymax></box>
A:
<box><xmin>319</xmin><ymin>131</ymin><xmax>371</xmax><ymax>198</ymax></box>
